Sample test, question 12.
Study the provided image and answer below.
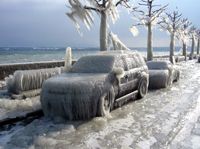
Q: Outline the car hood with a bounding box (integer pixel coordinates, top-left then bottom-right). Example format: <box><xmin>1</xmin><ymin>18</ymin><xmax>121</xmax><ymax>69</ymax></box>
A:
<box><xmin>43</xmin><ymin>73</ymin><xmax>110</xmax><ymax>94</ymax></box>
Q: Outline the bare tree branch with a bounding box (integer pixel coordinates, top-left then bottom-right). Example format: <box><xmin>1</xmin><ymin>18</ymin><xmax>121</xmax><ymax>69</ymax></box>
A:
<box><xmin>84</xmin><ymin>6</ymin><xmax>100</xmax><ymax>12</ymax></box>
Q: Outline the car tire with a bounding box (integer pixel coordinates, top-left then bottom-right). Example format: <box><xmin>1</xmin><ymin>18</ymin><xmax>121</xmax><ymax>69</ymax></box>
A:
<box><xmin>138</xmin><ymin>77</ymin><xmax>148</xmax><ymax>99</ymax></box>
<box><xmin>98</xmin><ymin>87</ymin><xmax>115</xmax><ymax>117</ymax></box>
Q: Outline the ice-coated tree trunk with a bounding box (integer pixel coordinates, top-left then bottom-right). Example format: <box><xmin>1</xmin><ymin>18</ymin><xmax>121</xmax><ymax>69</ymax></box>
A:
<box><xmin>197</xmin><ymin>39</ymin><xmax>200</xmax><ymax>55</ymax></box>
<box><xmin>182</xmin><ymin>42</ymin><xmax>187</xmax><ymax>61</ymax></box>
<box><xmin>147</xmin><ymin>23</ymin><xmax>153</xmax><ymax>61</ymax></box>
<box><xmin>100</xmin><ymin>11</ymin><xmax>108</xmax><ymax>51</ymax></box>
<box><xmin>169</xmin><ymin>33</ymin><xmax>175</xmax><ymax>64</ymax></box>
<box><xmin>190</xmin><ymin>36</ymin><xmax>195</xmax><ymax>59</ymax></box>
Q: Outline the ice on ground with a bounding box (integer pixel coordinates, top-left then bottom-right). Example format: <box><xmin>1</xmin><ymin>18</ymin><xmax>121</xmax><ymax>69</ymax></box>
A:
<box><xmin>1</xmin><ymin>60</ymin><xmax>200</xmax><ymax>149</ymax></box>
<box><xmin>0</xmin><ymin>96</ymin><xmax>41</xmax><ymax>120</ymax></box>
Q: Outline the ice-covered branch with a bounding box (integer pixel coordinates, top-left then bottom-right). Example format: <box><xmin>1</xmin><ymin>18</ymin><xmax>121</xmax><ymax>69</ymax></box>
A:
<box><xmin>66</xmin><ymin>0</ymin><xmax>131</xmax><ymax>51</ymax></box>
<box><xmin>108</xmin><ymin>32</ymin><xmax>131</xmax><ymax>50</ymax></box>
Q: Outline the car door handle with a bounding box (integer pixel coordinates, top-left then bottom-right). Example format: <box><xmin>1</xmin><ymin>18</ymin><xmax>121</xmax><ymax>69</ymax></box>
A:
<box><xmin>125</xmin><ymin>75</ymin><xmax>128</xmax><ymax>79</ymax></box>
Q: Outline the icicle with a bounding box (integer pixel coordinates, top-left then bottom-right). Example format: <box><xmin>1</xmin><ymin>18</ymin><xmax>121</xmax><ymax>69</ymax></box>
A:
<box><xmin>66</xmin><ymin>0</ymin><xmax>94</xmax><ymax>33</ymax></box>
<box><xmin>130</xmin><ymin>26</ymin><xmax>139</xmax><ymax>37</ymax></box>
<box><xmin>105</xmin><ymin>0</ymin><xmax>119</xmax><ymax>24</ymax></box>
<box><xmin>64</xmin><ymin>47</ymin><xmax>72</xmax><ymax>72</ymax></box>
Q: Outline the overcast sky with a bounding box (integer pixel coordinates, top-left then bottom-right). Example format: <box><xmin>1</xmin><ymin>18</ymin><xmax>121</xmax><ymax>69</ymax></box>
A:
<box><xmin>0</xmin><ymin>0</ymin><xmax>200</xmax><ymax>48</ymax></box>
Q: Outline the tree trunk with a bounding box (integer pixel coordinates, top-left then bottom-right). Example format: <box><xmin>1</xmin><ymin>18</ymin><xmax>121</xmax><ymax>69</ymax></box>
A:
<box><xmin>169</xmin><ymin>33</ymin><xmax>175</xmax><ymax>64</ymax></box>
<box><xmin>100</xmin><ymin>11</ymin><xmax>107</xmax><ymax>51</ymax></box>
<box><xmin>190</xmin><ymin>36</ymin><xmax>195</xmax><ymax>59</ymax></box>
<box><xmin>147</xmin><ymin>23</ymin><xmax>153</xmax><ymax>61</ymax></box>
<box><xmin>182</xmin><ymin>42</ymin><xmax>187</xmax><ymax>61</ymax></box>
<box><xmin>197</xmin><ymin>39</ymin><xmax>200</xmax><ymax>55</ymax></box>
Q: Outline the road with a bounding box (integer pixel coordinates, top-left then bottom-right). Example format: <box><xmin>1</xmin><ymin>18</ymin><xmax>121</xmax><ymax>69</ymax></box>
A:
<box><xmin>1</xmin><ymin>60</ymin><xmax>200</xmax><ymax>149</ymax></box>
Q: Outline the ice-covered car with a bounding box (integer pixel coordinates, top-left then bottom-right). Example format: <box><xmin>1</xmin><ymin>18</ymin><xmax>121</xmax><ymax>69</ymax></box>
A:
<box><xmin>147</xmin><ymin>61</ymin><xmax>180</xmax><ymax>89</ymax></box>
<box><xmin>40</xmin><ymin>50</ymin><xmax>149</xmax><ymax>120</ymax></box>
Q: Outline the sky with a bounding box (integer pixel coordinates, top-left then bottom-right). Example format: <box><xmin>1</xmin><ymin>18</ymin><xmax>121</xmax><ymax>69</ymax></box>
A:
<box><xmin>0</xmin><ymin>0</ymin><xmax>200</xmax><ymax>48</ymax></box>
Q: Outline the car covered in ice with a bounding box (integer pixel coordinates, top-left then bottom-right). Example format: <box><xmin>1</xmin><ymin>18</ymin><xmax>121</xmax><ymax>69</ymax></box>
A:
<box><xmin>147</xmin><ymin>61</ymin><xmax>180</xmax><ymax>89</ymax></box>
<box><xmin>40</xmin><ymin>50</ymin><xmax>149</xmax><ymax>120</ymax></box>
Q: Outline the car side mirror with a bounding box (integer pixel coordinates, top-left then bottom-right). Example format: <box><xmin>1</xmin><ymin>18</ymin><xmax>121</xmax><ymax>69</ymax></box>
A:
<box><xmin>111</xmin><ymin>67</ymin><xmax>125</xmax><ymax>82</ymax></box>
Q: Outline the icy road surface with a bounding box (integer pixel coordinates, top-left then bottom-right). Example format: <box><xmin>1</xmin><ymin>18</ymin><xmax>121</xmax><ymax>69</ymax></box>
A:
<box><xmin>1</xmin><ymin>60</ymin><xmax>200</xmax><ymax>149</ymax></box>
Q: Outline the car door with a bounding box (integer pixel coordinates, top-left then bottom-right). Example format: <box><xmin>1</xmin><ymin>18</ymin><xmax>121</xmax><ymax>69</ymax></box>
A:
<box><xmin>124</xmin><ymin>55</ymin><xmax>141</xmax><ymax>92</ymax></box>
<box><xmin>117</xmin><ymin>55</ymin><xmax>139</xmax><ymax>97</ymax></box>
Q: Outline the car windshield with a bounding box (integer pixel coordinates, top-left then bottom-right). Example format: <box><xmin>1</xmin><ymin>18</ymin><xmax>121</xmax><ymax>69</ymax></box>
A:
<box><xmin>71</xmin><ymin>55</ymin><xmax>115</xmax><ymax>73</ymax></box>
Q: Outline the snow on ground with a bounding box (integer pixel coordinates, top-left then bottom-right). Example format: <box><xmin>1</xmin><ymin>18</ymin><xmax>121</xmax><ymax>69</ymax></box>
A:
<box><xmin>0</xmin><ymin>96</ymin><xmax>41</xmax><ymax>120</ymax></box>
<box><xmin>0</xmin><ymin>60</ymin><xmax>200</xmax><ymax>149</ymax></box>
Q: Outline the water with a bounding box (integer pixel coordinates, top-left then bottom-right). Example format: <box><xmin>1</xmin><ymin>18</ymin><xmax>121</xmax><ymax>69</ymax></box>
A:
<box><xmin>0</xmin><ymin>47</ymin><xmax>182</xmax><ymax>64</ymax></box>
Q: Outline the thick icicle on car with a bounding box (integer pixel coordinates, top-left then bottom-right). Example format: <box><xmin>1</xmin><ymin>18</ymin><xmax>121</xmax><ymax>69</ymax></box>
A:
<box><xmin>147</xmin><ymin>61</ymin><xmax>180</xmax><ymax>89</ymax></box>
<box><xmin>40</xmin><ymin>50</ymin><xmax>149</xmax><ymax>121</ymax></box>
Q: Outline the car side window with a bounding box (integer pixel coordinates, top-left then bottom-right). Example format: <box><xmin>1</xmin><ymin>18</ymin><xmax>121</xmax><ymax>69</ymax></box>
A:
<box><xmin>114</xmin><ymin>56</ymin><xmax>128</xmax><ymax>71</ymax></box>
<box><xmin>125</xmin><ymin>57</ymin><xmax>135</xmax><ymax>70</ymax></box>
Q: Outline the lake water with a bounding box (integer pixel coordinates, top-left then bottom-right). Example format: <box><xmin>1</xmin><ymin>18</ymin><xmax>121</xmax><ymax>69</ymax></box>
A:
<box><xmin>0</xmin><ymin>47</ymin><xmax>183</xmax><ymax>64</ymax></box>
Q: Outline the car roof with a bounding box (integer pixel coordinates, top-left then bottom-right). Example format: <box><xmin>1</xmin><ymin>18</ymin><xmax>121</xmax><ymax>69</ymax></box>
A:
<box><xmin>147</xmin><ymin>61</ymin><xmax>172</xmax><ymax>69</ymax></box>
<box><xmin>98</xmin><ymin>50</ymin><xmax>139</xmax><ymax>56</ymax></box>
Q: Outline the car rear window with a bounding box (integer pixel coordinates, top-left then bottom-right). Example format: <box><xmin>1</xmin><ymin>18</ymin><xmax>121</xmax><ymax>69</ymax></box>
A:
<box><xmin>147</xmin><ymin>61</ymin><xmax>171</xmax><ymax>70</ymax></box>
<box><xmin>71</xmin><ymin>55</ymin><xmax>115</xmax><ymax>73</ymax></box>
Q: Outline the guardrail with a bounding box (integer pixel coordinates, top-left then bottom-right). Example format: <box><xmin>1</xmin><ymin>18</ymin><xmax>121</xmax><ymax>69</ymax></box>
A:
<box><xmin>0</xmin><ymin>60</ymin><xmax>76</xmax><ymax>80</ymax></box>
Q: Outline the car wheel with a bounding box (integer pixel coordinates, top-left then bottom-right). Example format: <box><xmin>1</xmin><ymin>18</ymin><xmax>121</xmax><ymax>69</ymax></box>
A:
<box><xmin>98</xmin><ymin>87</ymin><xmax>115</xmax><ymax>117</ymax></box>
<box><xmin>138</xmin><ymin>77</ymin><xmax>148</xmax><ymax>99</ymax></box>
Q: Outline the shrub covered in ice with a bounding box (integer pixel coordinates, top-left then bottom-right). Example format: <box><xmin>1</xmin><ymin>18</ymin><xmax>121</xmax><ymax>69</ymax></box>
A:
<box><xmin>6</xmin><ymin>68</ymin><xmax>62</xmax><ymax>94</ymax></box>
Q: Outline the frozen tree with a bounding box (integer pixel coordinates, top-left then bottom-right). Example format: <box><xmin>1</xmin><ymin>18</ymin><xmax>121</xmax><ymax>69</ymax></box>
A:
<box><xmin>159</xmin><ymin>10</ymin><xmax>182</xmax><ymax>64</ymax></box>
<box><xmin>130</xmin><ymin>0</ymin><xmax>168</xmax><ymax>61</ymax></box>
<box><xmin>66</xmin><ymin>0</ymin><xmax>131</xmax><ymax>51</ymax></box>
<box><xmin>189</xmin><ymin>26</ymin><xmax>197</xmax><ymax>59</ymax></box>
<box><xmin>177</xmin><ymin>18</ymin><xmax>192</xmax><ymax>60</ymax></box>
<box><xmin>196</xmin><ymin>30</ymin><xmax>200</xmax><ymax>55</ymax></box>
